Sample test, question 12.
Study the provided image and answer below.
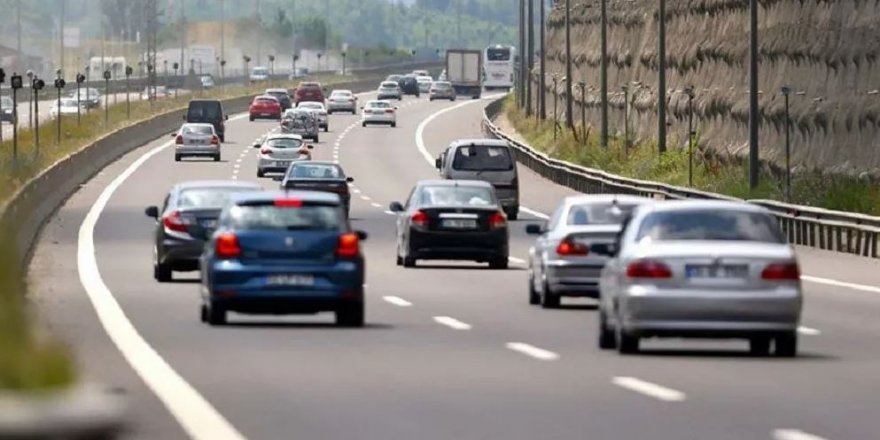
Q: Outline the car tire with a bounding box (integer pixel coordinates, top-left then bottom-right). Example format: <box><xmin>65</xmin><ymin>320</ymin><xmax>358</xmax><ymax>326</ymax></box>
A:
<box><xmin>598</xmin><ymin>309</ymin><xmax>617</xmax><ymax>349</ymax></box>
<box><xmin>429</xmin><ymin>98</ymin><xmax>434</xmax><ymax>101</ymax></box>
<box><xmin>249</xmin><ymin>116</ymin><xmax>254</xmax><ymax>121</ymax></box>
<box><xmin>749</xmin><ymin>337</ymin><xmax>772</xmax><ymax>356</ymax></box>
<box><xmin>153</xmin><ymin>263</ymin><xmax>172</xmax><ymax>282</ymax></box>
<box><xmin>403</xmin><ymin>255</ymin><xmax>416</xmax><ymax>268</ymax></box>
<box><xmin>528</xmin><ymin>272</ymin><xmax>540</xmax><ymax>305</ymax></box>
<box><xmin>335</xmin><ymin>302</ymin><xmax>365</xmax><ymax>327</ymax></box>
<box><xmin>174</xmin><ymin>154</ymin><xmax>181</xmax><ymax>162</ymax></box>
<box><xmin>219</xmin><ymin>134</ymin><xmax>225</xmax><ymax>142</ymax></box>
<box><xmin>257</xmin><ymin>169</ymin><xmax>265</xmax><ymax>178</ymax></box>
<box><xmin>314</xmin><ymin>134</ymin><xmax>319</xmax><ymax>142</ymax></box>
<box><xmin>540</xmin><ymin>280</ymin><xmax>560</xmax><ymax>309</ymax></box>
<box><xmin>391</xmin><ymin>122</ymin><xmax>397</xmax><ymax>128</ymax></box>
<box><xmin>489</xmin><ymin>258</ymin><xmax>508</xmax><ymax>269</ymax></box>
<box><xmin>213</xmin><ymin>154</ymin><xmax>221</xmax><ymax>162</ymax></box>
<box><xmin>362</xmin><ymin>122</ymin><xmax>367</xmax><ymax>127</ymax></box>
<box><xmin>774</xmin><ymin>332</ymin><xmax>798</xmax><ymax>357</ymax></box>
<box><xmin>324</xmin><ymin>126</ymin><xmax>328</xmax><ymax>132</ymax></box>
<box><xmin>396</xmin><ymin>254</ymin><xmax>403</xmax><ymax>266</ymax></box>
<box><xmin>200</xmin><ymin>304</ymin><xmax>208</xmax><ymax>323</ymax></box>
<box><xmin>505</xmin><ymin>207</ymin><xmax>519</xmax><ymax>221</ymax></box>
<box><xmin>206</xmin><ymin>301</ymin><xmax>227</xmax><ymax>326</ymax></box>
<box><xmin>617</xmin><ymin>326</ymin><xmax>640</xmax><ymax>354</ymax></box>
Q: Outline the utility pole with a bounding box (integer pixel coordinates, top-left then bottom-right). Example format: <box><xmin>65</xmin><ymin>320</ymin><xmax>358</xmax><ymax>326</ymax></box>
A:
<box><xmin>16</xmin><ymin>0</ymin><xmax>22</xmax><ymax>72</ymax></box>
<box><xmin>526</xmin><ymin>0</ymin><xmax>534</xmax><ymax>117</ymax></box>
<box><xmin>600</xmin><ymin>0</ymin><xmax>608</xmax><ymax>148</ymax></box>
<box><xmin>564</xmin><ymin>0</ymin><xmax>573</xmax><ymax>129</ymax></box>
<box><xmin>657</xmin><ymin>0</ymin><xmax>668</xmax><ymax>154</ymax></box>
<box><xmin>181</xmin><ymin>0</ymin><xmax>187</xmax><ymax>88</ymax></box>
<box><xmin>457</xmin><ymin>0</ymin><xmax>462</xmax><ymax>47</ymax></box>
<box><xmin>219</xmin><ymin>0</ymin><xmax>224</xmax><ymax>75</ymax></box>
<box><xmin>60</xmin><ymin>0</ymin><xmax>65</xmax><ymax>75</ymax></box>
<box><xmin>256</xmin><ymin>0</ymin><xmax>263</xmax><ymax>64</ymax></box>
<box><xmin>748</xmin><ymin>0</ymin><xmax>760</xmax><ymax>189</ymax></box>
<box><xmin>518</xmin><ymin>0</ymin><xmax>525</xmax><ymax>108</ymax></box>
<box><xmin>539</xmin><ymin>0</ymin><xmax>546</xmax><ymax>119</ymax></box>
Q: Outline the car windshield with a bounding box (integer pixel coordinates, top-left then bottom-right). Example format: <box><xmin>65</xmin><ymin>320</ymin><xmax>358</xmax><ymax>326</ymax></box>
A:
<box><xmin>267</xmin><ymin>91</ymin><xmax>288</xmax><ymax>98</ymax></box>
<box><xmin>289</xmin><ymin>164</ymin><xmax>342</xmax><ymax>179</ymax></box>
<box><xmin>225</xmin><ymin>204</ymin><xmax>340</xmax><ymax>231</ymax></box>
<box><xmin>433</xmin><ymin>82</ymin><xmax>451</xmax><ymax>89</ymax></box>
<box><xmin>566</xmin><ymin>203</ymin><xmax>640</xmax><ymax>225</ymax></box>
<box><xmin>380</xmin><ymin>82</ymin><xmax>397</xmax><ymax>88</ymax></box>
<box><xmin>419</xmin><ymin>185</ymin><xmax>495</xmax><ymax>207</ymax></box>
<box><xmin>181</xmin><ymin>125</ymin><xmax>213</xmax><ymax>135</ymax></box>
<box><xmin>266</xmin><ymin>137</ymin><xmax>304</xmax><ymax>149</ymax></box>
<box><xmin>451</xmin><ymin>145</ymin><xmax>514</xmax><ymax>171</ymax></box>
<box><xmin>60</xmin><ymin>99</ymin><xmax>78</xmax><ymax>107</ymax></box>
<box><xmin>256</xmin><ymin>97</ymin><xmax>277</xmax><ymax>104</ymax></box>
<box><xmin>636</xmin><ymin>209</ymin><xmax>784</xmax><ymax>243</ymax></box>
<box><xmin>178</xmin><ymin>188</ymin><xmax>254</xmax><ymax>209</ymax></box>
<box><xmin>299</xmin><ymin>82</ymin><xmax>321</xmax><ymax>89</ymax></box>
<box><xmin>386</xmin><ymin>75</ymin><xmax>402</xmax><ymax>81</ymax></box>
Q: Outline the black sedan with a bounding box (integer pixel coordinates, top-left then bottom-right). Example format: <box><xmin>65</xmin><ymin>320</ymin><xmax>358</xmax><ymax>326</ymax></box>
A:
<box><xmin>278</xmin><ymin>161</ymin><xmax>354</xmax><ymax>216</ymax></box>
<box><xmin>390</xmin><ymin>180</ymin><xmax>509</xmax><ymax>269</ymax></box>
<box><xmin>397</xmin><ymin>75</ymin><xmax>421</xmax><ymax>97</ymax></box>
<box><xmin>144</xmin><ymin>180</ymin><xmax>263</xmax><ymax>281</ymax></box>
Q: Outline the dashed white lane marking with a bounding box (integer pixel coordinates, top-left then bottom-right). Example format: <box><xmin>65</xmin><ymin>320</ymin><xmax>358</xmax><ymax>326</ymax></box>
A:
<box><xmin>508</xmin><ymin>256</ymin><xmax>526</xmax><ymax>265</ymax></box>
<box><xmin>370</xmin><ymin>202</ymin><xmax>382</xmax><ymax>208</ymax></box>
<box><xmin>433</xmin><ymin>316</ymin><xmax>472</xmax><ymax>330</ymax></box>
<box><xmin>352</xmin><ymin>189</ymin><xmax>361</xmax><ymax>194</ymax></box>
<box><xmin>77</xmin><ymin>139</ymin><xmax>246</xmax><ymax>440</ymax></box>
<box><xmin>801</xmin><ymin>275</ymin><xmax>880</xmax><ymax>294</ymax></box>
<box><xmin>384</xmin><ymin>210</ymin><xmax>395</xmax><ymax>215</ymax></box>
<box><xmin>798</xmin><ymin>326</ymin><xmax>821</xmax><ymax>335</ymax></box>
<box><xmin>612</xmin><ymin>377</ymin><xmax>686</xmax><ymax>402</ymax></box>
<box><xmin>505</xmin><ymin>342</ymin><xmax>560</xmax><ymax>361</ymax></box>
<box><xmin>360</xmin><ymin>195</ymin><xmax>372</xmax><ymax>201</ymax></box>
<box><xmin>383</xmin><ymin>296</ymin><xmax>413</xmax><ymax>307</ymax></box>
<box><xmin>773</xmin><ymin>429</ymin><xmax>828</xmax><ymax>440</ymax></box>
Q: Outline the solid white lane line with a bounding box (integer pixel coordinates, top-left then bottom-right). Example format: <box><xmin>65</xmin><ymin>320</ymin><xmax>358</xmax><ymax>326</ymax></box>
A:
<box><xmin>520</xmin><ymin>206</ymin><xmax>551</xmax><ymax>220</ymax></box>
<box><xmin>505</xmin><ymin>342</ymin><xmax>560</xmax><ymax>361</ymax></box>
<box><xmin>773</xmin><ymin>429</ymin><xmax>828</xmax><ymax>440</ymax></box>
<box><xmin>612</xmin><ymin>377</ymin><xmax>686</xmax><ymax>402</ymax></box>
<box><xmin>433</xmin><ymin>316</ymin><xmax>472</xmax><ymax>330</ymax></box>
<box><xmin>801</xmin><ymin>275</ymin><xmax>880</xmax><ymax>294</ymax></box>
<box><xmin>77</xmin><ymin>140</ymin><xmax>246</xmax><ymax>440</ymax></box>
<box><xmin>370</xmin><ymin>202</ymin><xmax>382</xmax><ymax>208</ymax></box>
<box><xmin>383</xmin><ymin>296</ymin><xmax>413</xmax><ymax>307</ymax></box>
<box><xmin>414</xmin><ymin>94</ymin><xmax>503</xmax><ymax>165</ymax></box>
<box><xmin>798</xmin><ymin>326</ymin><xmax>821</xmax><ymax>335</ymax></box>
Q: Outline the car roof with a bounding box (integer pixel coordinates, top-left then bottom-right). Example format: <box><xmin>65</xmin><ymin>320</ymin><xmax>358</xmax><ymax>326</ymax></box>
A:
<box><xmin>331</xmin><ymin>89</ymin><xmax>352</xmax><ymax>94</ymax></box>
<box><xmin>416</xmin><ymin>179</ymin><xmax>494</xmax><ymax>189</ymax></box>
<box><xmin>638</xmin><ymin>199</ymin><xmax>769</xmax><ymax>215</ymax></box>
<box><xmin>266</xmin><ymin>88</ymin><xmax>288</xmax><ymax>93</ymax></box>
<box><xmin>291</xmin><ymin>160</ymin><xmax>340</xmax><ymax>167</ymax></box>
<box><xmin>562</xmin><ymin>194</ymin><xmax>656</xmax><ymax>207</ymax></box>
<box><xmin>448</xmin><ymin>139</ymin><xmax>510</xmax><ymax>148</ymax></box>
<box><xmin>174</xmin><ymin>180</ymin><xmax>262</xmax><ymax>191</ymax></box>
<box><xmin>266</xmin><ymin>132</ymin><xmax>304</xmax><ymax>140</ymax></box>
<box><xmin>231</xmin><ymin>190</ymin><xmax>340</xmax><ymax>204</ymax></box>
<box><xmin>255</xmin><ymin>95</ymin><xmax>278</xmax><ymax>100</ymax></box>
<box><xmin>181</xmin><ymin>122</ymin><xmax>215</xmax><ymax>128</ymax></box>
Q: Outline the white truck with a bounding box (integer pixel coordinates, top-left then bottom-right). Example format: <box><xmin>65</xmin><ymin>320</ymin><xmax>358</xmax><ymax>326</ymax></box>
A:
<box><xmin>446</xmin><ymin>49</ymin><xmax>483</xmax><ymax>99</ymax></box>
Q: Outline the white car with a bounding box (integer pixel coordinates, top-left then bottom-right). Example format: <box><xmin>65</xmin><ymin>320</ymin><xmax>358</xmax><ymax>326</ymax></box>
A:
<box><xmin>296</xmin><ymin>101</ymin><xmax>329</xmax><ymax>131</ymax></box>
<box><xmin>326</xmin><ymin>90</ymin><xmax>357</xmax><ymax>114</ymax></box>
<box><xmin>416</xmin><ymin>76</ymin><xmax>433</xmax><ymax>93</ymax></box>
<box><xmin>173</xmin><ymin>123</ymin><xmax>221</xmax><ymax>162</ymax></box>
<box><xmin>250</xmin><ymin>66</ymin><xmax>270</xmax><ymax>82</ymax></box>
<box><xmin>255</xmin><ymin>133</ymin><xmax>313</xmax><ymax>177</ymax></box>
<box><xmin>377</xmin><ymin>81</ymin><xmax>402</xmax><ymax>100</ymax></box>
<box><xmin>361</xmin><ymin>100</ymin><xmax>397</xmax><ymax>127</ymax></box>
<box><xmin>49</xmin><ymin>98</ymin><xmax>85</xmax><ymax>117</ymax></box>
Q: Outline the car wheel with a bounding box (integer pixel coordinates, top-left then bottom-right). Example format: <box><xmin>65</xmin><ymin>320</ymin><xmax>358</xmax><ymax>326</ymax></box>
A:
<box><xmin>335</xmin><ymin>302</ymin><xmax>365</xmax><ymax>327</ymax></box>
<box><xmin>249</xmin><ymin>116</ymin><xmax>254</xmax><ymax>121</ymax></box>
<box><xmin>362</xmin><ymin>122</ymin><xmax>367</xmax><ymax>127</ymax></box>
<box><xmin>314</xmin><ymin>134</ymin><xmax>319</xmax><ymax>142</ymax></box>
<box><xmin>429</xmin><ymin>98</ymin><xmax>434</xmax><ymax>101</ymax></box>
<box><xmin>540</xmin><ymin>279</ymin><xmax>560</xmax><ymax>309</ymax></box>
<box><xmin>403</xmin><ymin>252</ymin><xmax>416</xmax><ymax>268</ymax></box>
<box><xmin>257</xmin><ymin>169</ymin><xmax>265</xmax><ymax>178</ymax></box>
<box><xmin>396</xmin><ymin>254</ymin><xmax>403</xmax><ymax>266</ymax></box>
<box><xmin>528</xmin><ymin>271</ymin><xmax>540</xmax><ymax>305</ymax></box>
<box><xmin>213</xmin><ymin>154</ymin><xmax>221</xmax><ymax>162</ymax></box>
<box><xmin>219</xmin><ymin>134</ymin><xmax>225</xmax><ymax>142</ymax></box>
<box><xmin>505</xmin><ymin>207</ymin><xmax>519</xmax><ymax>221</ymax></box>
<box><xmin>174</xmin><ymin>154</ymin><xmax>181</xmax><ymax>162</ymax></box>
<box><xmin>774</xmin><ymin>332</ymin><xmax>798</xmax><ymax>357</ymax></box>
<box><xmin>391</xmin><ymin>122</ymin><xmax>397</xmax><ymax>128</ymax></box>
<box><xmin>617</xmin><ymin>326</ymin><xmax>640</xmax><ymax>354</ymax></box>
<box><xmin>200</xmin><ymin>304</ymin><xmax>208</xmax><ymax>323</ymax></box>
<box><xmin>598</xmin><ymin>309</ymin><xmax>617</xmax><ymax>349</ymax></box>
<box><xmin>749</xmin><ymin>337</ymin><xmax>772</xmax><ymax>356</ymax></box>
<box><xmin>489</xmin><ymin>258</ymin><xmax>508</xmax><ymax>269</ymax></box>
<box><xmin>206</xmin><ymin>301</ymin><xmax>227</xmax><ymax>326</ymax></box>
<box><xmin>153</xmin><ymin>263</ymin><xmax>172</xmax><ymax>282</ymax></box>
<box><xmin>324</xmin><ymin>126</ymin><xmax>328</xmax><ymax>132</ymax></box>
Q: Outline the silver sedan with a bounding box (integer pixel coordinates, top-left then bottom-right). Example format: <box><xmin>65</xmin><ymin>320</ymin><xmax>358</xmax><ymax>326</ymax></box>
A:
<box><xmin>173</xmin><ymin>123</ymin><xmax>221</xmax><ymax>162</ymax></box>
<box><xmin>594</xmin><ymin>200</ymin><xmax>802</xmax><ymax>357</ymax></box>
<box><xmin>526</xmin><ymin>195</ymin><xmax>653</xmax><ymax>308</ymax></box>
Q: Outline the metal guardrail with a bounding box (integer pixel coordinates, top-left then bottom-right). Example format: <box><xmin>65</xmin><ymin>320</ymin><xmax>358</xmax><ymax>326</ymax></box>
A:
<box><xmin>481</xmin><ymin>97</ymin><xmax>880</xmax><ymax>258</ymax></box>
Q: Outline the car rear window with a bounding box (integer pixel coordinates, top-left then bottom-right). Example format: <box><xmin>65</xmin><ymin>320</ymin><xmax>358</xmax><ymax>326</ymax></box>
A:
<box><xmin>266</xmin><ymin>137</ymin><xmax>303</xmax><ymax>149</ymax></box>
<box><xmin>256</xmin><ymin>97</ymin><xmax>277</xmax><ymax>104</ymax></box>
<box><xmin>636</xmin><ymin>209</ymin><xmax>784</xmax><ymax>243</ymax></box>
<box><xmin>182</xmin><ymin>125</ymin><xmax>213</xmax><ymax>135</ymax></box>
<box><xmin>187</xmin><ymin>102</ymin><xmax>221</xmax><ymax>120</ymax></box>
<box><xmin>289</xmin><ymin>164</ymin><xmax>342</xmax><ymax>179</ymax></box>
<box><xmin>226</xmin><ymin>204</ymin><xmax>340</xmax><ymax>231</ymax></box>
<box><xmin>368</xmin><ymin>101</ymin><xmax>391</xmax><ymax>108</ymax></box>
<box><xmin>451</xmin><ymin>145</ymin><xmax>514</xmax><ymax>171</ymax></box>
<box><xmin>178</xmin><ymin>188</ymin><xmax>254</xmax><ymax>209</ymax></box>
<box><xmin>299</xmin><ymin>82</ymin><xmax>321</xmax><ymax>89</ymax></box>
<box><xmin>567</xmin><ymin>203</ymin><xmax>639</xmax><ymax>225</ymax></box>
<box><xmin>419</xmin><ymin>186</ymin><xmax>495</xmax><ymax>207</ymax></box>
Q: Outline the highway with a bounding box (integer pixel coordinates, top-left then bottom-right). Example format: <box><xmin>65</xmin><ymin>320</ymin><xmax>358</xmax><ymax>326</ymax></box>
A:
<box><xmin>26</xmin><ymin>89</ymin><xmax>880</xmax><ymax>440</ymax></box>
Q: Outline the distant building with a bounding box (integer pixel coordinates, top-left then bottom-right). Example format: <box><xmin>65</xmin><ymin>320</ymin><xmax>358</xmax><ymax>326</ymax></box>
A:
<box><xmin>0</xmin><ymin>43</ymin><xmax>46</xmax><ymax>76</ymax></box>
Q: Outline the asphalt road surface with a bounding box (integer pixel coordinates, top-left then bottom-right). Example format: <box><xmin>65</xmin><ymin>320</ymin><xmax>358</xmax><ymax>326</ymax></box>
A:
<box><xmin>27</xmin><ymin>89</ymin><xmax>880</xmax><ymax>440</ymax></box>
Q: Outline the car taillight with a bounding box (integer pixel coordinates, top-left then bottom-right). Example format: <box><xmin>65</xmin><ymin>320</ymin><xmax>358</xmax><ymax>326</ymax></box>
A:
<box><xmin>336</xmin><ymin>232</ymin><xmax>360</xmax><ymax>258</ymax></box>
<box><xmin>556</xmin><ymin>236</ymin><xmax>588</xmax><ymax>256</ymax></box>
<box><xmin>260</xmin><ymin>148</ymin><xmax>272</xmax><ymax>155</ymax></box>
<box><xmin>489</xmin><ymin>211</ymin><xmax>507</xmax><ymax>229</ymax></box>
<box><xmin>175</xmin><ymin>135</ymin><xmax>183</xmax><ymax>145</ymax></box>
<box><xmin>215</xmin><ymin>233</ymin><xmax>241</xmax><ymax>259</ymax></box>
<box><xmin>211</xmin><ymin>135</ymin><xmax>220</xmax><ymax>145</ymax></box>
<box><xmin>626</xmin><ymin>259</ymin><xmax>672</xmax><ymax>279</ymax></box>
<box><xmin>274</xmin><ymin>198</ymin><xmax>304</xmax><ymax>207</ymax></box>
<box><xmin>162</xmin><ymin>210</ymin><xmax>190</xmax><ymax>233</ymax></box>
<box><xmin>412</xmin><ymin>210</ymin><xmax>429</xmax><ymax>227</ymax></box>
<box><xmin>761</xmin><ymin>262</ymin><xmax>800</xmax><ymax>280</ymax></box>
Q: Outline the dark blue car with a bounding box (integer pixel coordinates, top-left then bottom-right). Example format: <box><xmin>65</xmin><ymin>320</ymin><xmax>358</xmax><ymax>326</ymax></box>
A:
<box><xmin>199</xmin><ymin>191</ymin><xmax>367</xmax><ymax>327</ymax></box>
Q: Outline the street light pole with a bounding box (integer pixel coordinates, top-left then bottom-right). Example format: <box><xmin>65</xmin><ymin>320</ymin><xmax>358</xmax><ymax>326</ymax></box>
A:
<box><xmin>564</xmin><ymin>0</ymin><xmax>573</xmax><ymax>129</ymax></box>
<box><xmin>125</xmin><ymin>66</ymin><xmax>132</xmax><ymax>118</ymax></box>
<box><xmin>32</xmin><ymin>76</ymin><xmax>44</xmax><ymax>156</ymax></box>
<box><xmin>552</xmin><ymin>74</ymin><xmax>559</xmax><ymax>141</ymax></box>
<box><xmin>578</xmin><ymin>81</ymin><xmax>586</xmax><ymax>145</ymax></box>
<box><xmin>782</xmin><ymin>86</ymin><xmax>792</xmax><ymax>202</ymax></box>
<box><xmin>54</xmin><ymin>70</ymin><xmax>64</xmax><ymax>146</ymax></box>
<box><xmin>11</xmin><ymin>73</ymin><xmax>22</xmax><ymax>163</ymax></box>
<box><xmin>685</xmin><ymin>85</ymin><xmax>695</xmax><ymax>186</ymax></box>
<box><xmin>622</xmin><ymin>85</ymin><xmax>630</xmax><ymax>155</ymax></box>
<box><xmin>748</xmin><ymin>0</ymin><xmax>760</xmax><ymax>189</ymax></box>
<box><xmin>657</xmin><ymin>0</ymin><xmax>668</xmax><ymax>154</ymax></box>
<box><xmin>600</xmin><ymin>0</ymin><xmax>608</xmax><ymax>149</ymax></box>
<box><xmin>526</xmin><ymin>0</ymin><xmax>534</xmax><ymax>117</ymax></box>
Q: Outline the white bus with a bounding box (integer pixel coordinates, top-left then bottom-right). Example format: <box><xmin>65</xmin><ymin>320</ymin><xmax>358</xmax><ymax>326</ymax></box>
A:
<box><xmin>483</xmin><ymin>45</ymin><xmax>515</xmax><ymax>90</ymax></box>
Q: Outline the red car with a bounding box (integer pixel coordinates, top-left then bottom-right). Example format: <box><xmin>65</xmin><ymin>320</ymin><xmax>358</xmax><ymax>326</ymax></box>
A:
<box><xmin>249</xmin><ymin>95</ymin><xmax>282</xmax><ymax>121</ymax></box>
<box><xmin>294</xmin><ymin>82</ymin><xmax>325</xmax><ymax>104</ymax></box>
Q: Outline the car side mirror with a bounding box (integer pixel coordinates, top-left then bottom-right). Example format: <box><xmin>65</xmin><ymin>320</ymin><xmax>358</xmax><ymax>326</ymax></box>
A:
<box><xmin>272</xmin><ymin>175</ymin><xmax>283</xmax><ymax>182</ymax></box>
<box><xmin>170</xmin><ymin>133</ymin><xmax>177</xmax><ymax>138</ymax></box>
<box><xmin>345</xmin><ymin>177</ymin><xmax>354</xmax><ymax>183</ymax></box>
<box><xmin>389</xmin><ymin>202</ymin><xmax>404</xmax><ymax>212</ymax></box>
<box><xmin>525</xmin><ymin>224</ymin><xmax>544</xmax><ymax>235</ymax></box>
<box><xmin>356</xmin><ymin>230</ymin><xmax>368</xmax><ymax>240</ymax></box>
<box><xmin>589</xmin><ymin>243</ymin><xmax>618</xmax><ymax>257</ymax></box>
<box><xmin>144</xmin><ymin>206</ymin><xmax>159</xmax><ymax>219</ymax></box>
<box><xmin>434</xmin><ymin>157</ymin><xmax>442</xmax><ymax>169</ymax></box>
<box><xmin>181</xmin><ymin>115</ymin><xmax>186</xmax><ymax>121</ymax></box>
<box><xmin>253</xmin><ymin>143</ymin><xmax>261</xmax><ymax>149</ymax></box>
<box><xmin>306</xmin><ymin>144</ymin><xmax>314</xmax><ymax>150</ymax></box>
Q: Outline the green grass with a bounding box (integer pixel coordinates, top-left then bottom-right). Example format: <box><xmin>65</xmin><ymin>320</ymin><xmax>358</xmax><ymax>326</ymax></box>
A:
<box><xmin>505</xmin><ymin>96</ymin><xmax>880</xmax><ymax>215</ymax></box>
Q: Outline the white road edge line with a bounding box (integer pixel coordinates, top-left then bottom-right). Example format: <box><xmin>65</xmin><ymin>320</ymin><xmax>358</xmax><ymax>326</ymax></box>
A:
<box><xmin>383</xmin><ymin>296</ymin><xmax>413</xmax><ymax>307</ymax></box>
<box><xmin>801</xmin><ymin>275</ymin><xmax>880</xmax><ymax>294</ymax></box>
<box><xmin>798</xmin><ymin>326</ymin><xmax>821</xmax><ymax>335</ymax></box>
<box><xmin>506</xmin><ymin>342</ymin><xmax>560</xmax><ymax>361</ymax></box>
<box><xmin>77</xmin><ymin>140</ymin><xmax>246</xmax><ymax>440</ymax></box>
<box><xmin>612</xmin><ymin>376</ymin><xmax>686</xmax><ymax>402</ymax></box>
<box><xmin>520</xmin><ymin>206</ymin><xmax>550</xmax><ymax>220</ymax></box>
<box><xmin>433</xmin><ymin>316</ymin><xmax>472</xmax><ymax>330</ymax></box>
<box><xmin>773</xmin><ymin>429</ymin><xmax>828</xmax><ymax>440</ymax></box>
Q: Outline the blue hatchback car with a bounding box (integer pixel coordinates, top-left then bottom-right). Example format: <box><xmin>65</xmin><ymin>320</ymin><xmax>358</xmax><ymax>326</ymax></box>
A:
<box><xmin>199</xmin><ymin>191</ymin><xmax>367</xmax><ymax>326</ymax></box>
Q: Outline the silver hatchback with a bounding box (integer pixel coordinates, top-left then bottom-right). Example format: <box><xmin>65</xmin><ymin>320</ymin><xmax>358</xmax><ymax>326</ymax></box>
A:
<box><xmin>594</xmin><ymin>200</ymin><xmax>802</xmax><ymax>357</ymax></box>
<box><xmin>255</xmin><ymin>133</ymin><xmax>313</xmax><ymax>177</ymax></box>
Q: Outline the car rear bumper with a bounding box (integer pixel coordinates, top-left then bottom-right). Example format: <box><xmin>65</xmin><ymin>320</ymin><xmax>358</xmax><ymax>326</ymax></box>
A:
<box><xmin>327</xmin><ymin>104</ymin><xmax>355</xmax><ymax>112</ymax></box>
<box><xmin>176</xmin><ymin>145</ymin><xmax>220</xmax><ymax>156</ymax></box>
<box><xmin>619</xmin><ymin>285</ymin><xmax>802</xmax><ymax>336</ymax></box>
<box><xmin>409</xmin><ymin>228</ymin><xmax>508</xmax><ymax>261</ymax></box>
<box><xmin>159</xmin><ymin>238</ymin><xmax>204</xmax><ymax>270</ymax></box>
<box><xmin>363</xmin><ymin>115</ymin><xmax>395</xmax><ymax>124</ymax></box>
<box><xmin>250</xmin><ymin>111</ymin><xmax>281</xmax><ymax>119</ymax></box>
<box><xmin>430</xmin><ymin>93</ymin><xmax>455</xmax><ymax>99</ymax></box>
<box><xmin>377</xmin><ymin>94</ymin><xmax>400</xmax><ymax>100</ymax></box>
<box><xmin>545</xmin><ymin>262</ymin><xmax>604</xmax><ymax>297</ymax></box>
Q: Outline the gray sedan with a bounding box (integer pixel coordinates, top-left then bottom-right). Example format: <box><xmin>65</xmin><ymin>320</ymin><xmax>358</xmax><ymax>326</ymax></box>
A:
<box><xmin>593</xmin><ymin>200</ymin><xmax>802</xmax><ymax>356</ymax></box>
<box><xmin>526</xmin><ymin>195</ymin><xmax>652</xmax><ymax>308</ymax></box>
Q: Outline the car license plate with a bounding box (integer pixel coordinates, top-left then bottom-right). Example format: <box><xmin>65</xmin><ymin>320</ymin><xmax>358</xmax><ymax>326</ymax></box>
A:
<box><xmin>442</xmin><ymin>219</ymin><xmax>477</xmax><ymax>229</ymax></box>
<box><xmin>686</xmin><ymin>265</ymin><xmax>748</xmax><ymax>279</ymax></box>
<box><xmin>266</xmin><ymin>274</ymin><xmax>314</xmax><ymax>286</ymax></box>
<box><xmin>200</xmin><ymin>219</ymin><xmax>217</xmax><ymax>228</ymax></box>
<box><xmin>261</xmin><ymin>113</ymin><xmax>271</xmax><ymax>116</ymax></box>
<box><xmin>275</xmin><ymin>161</ymin><xmax>290</xmax><ymax>167</ymax></box>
